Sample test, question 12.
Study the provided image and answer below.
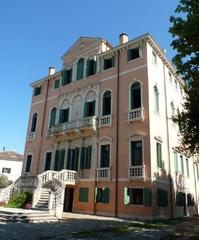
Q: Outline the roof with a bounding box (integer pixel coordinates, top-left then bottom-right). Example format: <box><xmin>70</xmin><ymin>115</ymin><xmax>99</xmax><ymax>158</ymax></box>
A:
<box><xmin>0</xmin><ymin>151</ymin><xmax>23</xmax><ymax>161</ymax></box>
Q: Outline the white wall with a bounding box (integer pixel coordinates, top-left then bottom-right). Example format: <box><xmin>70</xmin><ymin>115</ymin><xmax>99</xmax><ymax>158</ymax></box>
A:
<box><xmin>0</xmin><ymin>159</ymin><xmax>23</xmax><ymax>182</ymax></box>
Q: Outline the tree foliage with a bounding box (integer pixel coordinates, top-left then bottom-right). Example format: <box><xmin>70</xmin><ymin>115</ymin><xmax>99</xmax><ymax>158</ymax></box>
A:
<box><xmin>0</xmin><ymin>175</ymin><xmax>11</xmax><ymax>188</ymax></box>
<box><xmin>169</xmin><ymin>0</ymin><xmax>199</xmax><ymax>155</ymax></box>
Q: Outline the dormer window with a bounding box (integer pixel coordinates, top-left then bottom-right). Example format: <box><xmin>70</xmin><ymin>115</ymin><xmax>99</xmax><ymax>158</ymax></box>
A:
<box><xmin>86</xmin><ymin>59</ymin><xmax>96</xmax><ymax>77</ymax></box>
<box><xmin>104</xmin><ymin>56</ymin><xmax>115</xmax><ymax>70</ymax></box>
<box><xmin>33</xmin><ymin>87</ymin><xmax>42</xmax><ymax>96</ymax></box>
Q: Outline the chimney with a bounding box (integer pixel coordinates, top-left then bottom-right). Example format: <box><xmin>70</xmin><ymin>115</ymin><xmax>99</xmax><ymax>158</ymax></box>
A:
<box><xmin>119</xmin><ymin>33</ymin><xmax>128</xmax><ymax>45</ymax></box>
<box><xmin>48</xmin><ymin>66</ymin><xmax>55</xmax><ymax>76</ymax></box>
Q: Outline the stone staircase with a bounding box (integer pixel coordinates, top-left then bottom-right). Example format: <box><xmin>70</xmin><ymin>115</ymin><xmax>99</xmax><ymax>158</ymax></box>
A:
<box><xmin>0</xmin><ymin>208</ymin><xmax>59</xmax><ymax>223</ymax></box>
<box><xmin>34</xmin><ymin>188</ymin><xmax>51</xmax><ymax>210</ymax></box>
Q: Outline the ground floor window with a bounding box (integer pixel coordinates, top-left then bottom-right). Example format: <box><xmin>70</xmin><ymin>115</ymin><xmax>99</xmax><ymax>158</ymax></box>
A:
<box><xmin>79</xmin><ymin>188</ymin><xmax>89</xmax><ymax>202</ymax></box>
<box><xmin>124</xmin><ymin>188</ymin><xmax>151</xmax><ymax>206</ymax></box>
<box><xmin>80</xmin><ymin>146</ymin><xmax>92</xmax><ymax>169</ymax></box>
<box><xmin>157</xmin><ymin>189</ymin><xmax>168</xmax><ymax>207</ymax></box>
<box><xmin>187</xmin><ymin>193</ymin><xmax>195</xmax><ymax>206</ymax></box>
<box><xmin>96</xmin><ymin>187</ymin><xmax>109</xmax><ymax>204</ymax></box>
<box><xmin>44</xmin><ymin>152</ymin><xmax>52</xmax><ymax>171</ymax></box>
<box><xmin>176</xmin><ymin>192</ymin><xmax>186</xmax><ymax>206</ymax></box>
<box><xmin>67</xmin><ymin>148</ymin><xmax>79</xmax><ymax>171</ymax></box>
<box><xmin>25</xmin><ymin>155</ymin><xmax>32</xmax><ymax>173</ymax></box>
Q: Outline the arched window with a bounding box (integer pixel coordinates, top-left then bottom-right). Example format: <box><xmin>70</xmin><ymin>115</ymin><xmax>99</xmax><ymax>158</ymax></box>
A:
<box><xmin>154</xmin><ymin>86</ymin><xmax>159</xmax><ymax>113</ymax></box>
<box><xmin>31</xmin><ymin>113</ymin><xmax>37</xmax><ymax>132</ymax></box>
<box><xmin>102</xmin><ymin>91</ymin><xmax>111</xmax><ymax>116</ymax></box>
<box><xmin>76</xmin><ymin>58</ymin><xmax>84</xmax><ymax>80</ymax></box>
<box><xmin>49</xmin><ymin>107</ymin><xmax>57</xmax><ymax>128</ymax></box>
<box><xmin>130</xmin><ymin>82</ymin><xmax>141</xmax><ymax>109</ymax></box>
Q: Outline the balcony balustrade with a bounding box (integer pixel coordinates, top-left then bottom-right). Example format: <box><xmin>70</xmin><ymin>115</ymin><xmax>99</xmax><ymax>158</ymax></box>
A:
<box><xmin>99</xmin><ymin>115</ymin><xmax>112</xmax><ymax>127</ymax></box>
<box><xmin>128</xmin><ymin>166</ymin><xmax>145</xmax><ymax>179</ymax></box>
<box><xmin>96</xmin><ymin>167</ymin><xmax>111</xmax><ymax>180</ymax></box>
<box><xmin>27</xmin><ymin>132</ymin><xmax>36</xmax><ymax>141</ymax></box>
<box><xmin>128</xmin><ymin>108</ymin><xmax>144</xmax><ymax>121</ymax></box>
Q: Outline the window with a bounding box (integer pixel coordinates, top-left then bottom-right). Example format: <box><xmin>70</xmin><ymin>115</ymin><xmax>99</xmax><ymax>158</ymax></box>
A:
<box><xmin>127</xmin><ymin>47</ymin><xmax>140</xmax><ymax>61</ymax></box>
<box><xmin>187</xmin><ymin>193</ymin><xmax>194</xmax><ymax>206</ymax></box>
<box><xmin>25</xmin><ymin>155</ymin><xmax>32</xmax><ymax>173</ymax></box>
<box><xmin>186</xmin><ymin>158</ymin><xmax>189</xmax><ymax>177</ymax></box>
<box><xmin>54</xmin><ymin>79</ymin><xmax>60</xmax><ymax>89</ymax></box>
<box><xmin>79</xmin><ymin>188</ymin><xmax>89</xmax><ymax>202</ymax></box>
<box><xmin>152</xmin><ymin>51</ymin><xmax>157</xmax><ymax>64</ymax></box>
<box><xmin>100</xmin><ymin>144</ymin><xmax>110</xmax><ymax>168</ymax></box>
<box><xmin>102</xmin><ymin>91</ymin><xmax>111</xmax><ymax>116</ymax></box>
<box><xmin>61</xmin><ymin>69</ymin><xmax>72</xmax><ymax>85</ymax></box>
<box><xmin>130</xmin><ymin>140</ymin><xmax>143</xmax><ymax>166</ymax></box>
<box><xmin>2</xmin><ymin>168</ymin><xmax>11</xmax><ymax>174</ymax></box>
<box><xmin>104</xmin><ymin>56</ymin><xmax>115</xmax><ymax>70</ymax></box>
<box><xmin>176</xmin><ymin>192</ymin><xmax>185</xmax><ymax>206</ymax></box>
<box><xmin>59</xmin><ymin>108</ymin><xmax>69</xmax><ymax>123</ymax></box>
<box><xmin>96</xmin><ymin>187</ymin><xmax>109</xmax><ymax>204</ymax></box>
<box><xmin>154</xmin><ymin>86</ymin><xmax>159</xmax><ymax>113</ymax></box>
<box><xmin>180</xmin><ymin>155</ymin><xmax>184</xmax><ymax>175</ymax></box>
<box><xmin>44</xmin><ymin>152</ymin><xmax>52</xmax><ymax>171</ymax></box>
<box><xmin>33</xmin><ymin>87</ymin><xmax>41</xmax><ymax>96</ymax></box>
<box><xmin>49</xmin><ymin>107</ymin><xmax>57</xmax><ymax>128</ymax></box>
<box><xmin>80</xmin><ymin>146</ymin><xmax>92</xmax><ymax>169</ymax></box>
<box><xmin>84</xmin><ymin>101</ymin><xmax>95</xmax><ymax>117</ymax></box>
<box><xmin>169</xmin><ymin>72</ymin><xmax>172</xmax><ymax>83</ymax></box>
<box><xmin>67</xmin><ymin>148</ymin><xmax>79</xmax><ymax>171</ymax></box>
<box><xmin>76</xmin><ymin>58</ymin><xmax>84</xmax><ymax>80</ymax></box>
<box><xmin>54</xmin><ymin>149</ymin><xmax>65</xmax><ymax>171</ymax></box>
<box><xmin>157</xmin><ymin>189</ymin><xmax>168</xmax><ymax>207</ymax></box>
<box><xmin>196</xmin><ymin>165</ymin><xmax>199</xmax><ymax>181</ymax></box>
<box><xmin>130</xmin><ymin>82</ymin><xmax>141</xmax><ymax>109</ymax></box>
<box><xmin>174</xmin><ymin>152</ymin><xmax>178</xmax><ymax>172</ymax></box>
<box><xmin>31</xmin><ymin>113</ymin><xmax>37</xmax><ymax>132</ymax></box>
<box><xmin>124</xmin><ymin>188</ymin><xmax>151</xmax><ymax>206</ymax></box>
<box><xmin>86</xmin><ymin>59</ymin><xmax>96</xmax><ymax>77</ymax></box>
<box><xmin>156</xmin><ymin>142</ymin><xmax>163</xmax><ymax>168</ymax></box>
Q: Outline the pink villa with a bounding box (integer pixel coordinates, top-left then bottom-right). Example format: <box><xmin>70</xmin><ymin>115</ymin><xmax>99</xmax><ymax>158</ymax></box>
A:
<box><xmin>2</xmin><ymin>33</ymin><xmax>199</xmax><ymax>219</ymax></box>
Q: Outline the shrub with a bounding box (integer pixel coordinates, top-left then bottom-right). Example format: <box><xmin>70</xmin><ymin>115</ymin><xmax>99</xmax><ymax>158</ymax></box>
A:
<box><xmin>0</xmin><ymin>175</ymin><xmax>12</xmax><ymax>189</ymax></box>
<box><xmin>6</xmin><ymin>192</ymin><xmax>33</xmax><ymax>208</ymax></box>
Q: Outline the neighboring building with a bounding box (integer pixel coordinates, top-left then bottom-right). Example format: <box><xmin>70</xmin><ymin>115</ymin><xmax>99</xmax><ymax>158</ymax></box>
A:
<box><xmin>22</xmin><ymin>33</ymin><xmax>199</xmax><ymax>219</ymax></box>
<box><xmin>0</xmin><ymin>151</ymin><xmax>23</xmax><ymax>182</ymax></box>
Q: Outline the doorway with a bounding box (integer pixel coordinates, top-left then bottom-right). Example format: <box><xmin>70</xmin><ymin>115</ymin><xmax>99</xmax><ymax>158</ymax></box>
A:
<box><xmin>63</xmin><ymin>188</ymin><xmax>74</xmax><ymax>212</ymax></box>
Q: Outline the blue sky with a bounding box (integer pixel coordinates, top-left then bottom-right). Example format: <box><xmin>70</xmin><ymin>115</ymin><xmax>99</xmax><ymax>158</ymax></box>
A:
<box><xmin>0</xmin><ymin>0</ymin><xmax>179</xmax><ymax>154</ymax></box>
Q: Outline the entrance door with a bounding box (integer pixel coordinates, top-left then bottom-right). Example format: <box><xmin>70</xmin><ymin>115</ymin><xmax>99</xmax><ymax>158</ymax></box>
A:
<box><xmin>63</xmin><ymin>188</ymin><xmax>74</xmax><ymax>212</ymax></box>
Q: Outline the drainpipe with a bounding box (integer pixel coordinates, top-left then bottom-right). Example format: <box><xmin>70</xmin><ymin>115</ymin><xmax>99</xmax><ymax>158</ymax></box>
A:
<box><xmin>163</xmin><ymin>63</ymin><xmax>174</xmax><ymax>219</ymax></box>
<box><xmin>36</xmin><ymin>79</ymin><xmax>50</xmax><ymax>174</ymax></box>
<box><xmin>193</xmin><ymin>157</ymin><xmax>198</xmax><ymax>214</ymax></box>
<box><xmin>115</xmin><ymin>50</ymin><xmax>120</xmax><ymax>217</ymax></box>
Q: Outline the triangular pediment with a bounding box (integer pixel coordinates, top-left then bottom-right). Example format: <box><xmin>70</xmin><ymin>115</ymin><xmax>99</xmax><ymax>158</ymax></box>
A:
<box><xmin>61</xmin><ymin>37</ymin><xmax>112</xmax><ymax>60</ymax></box>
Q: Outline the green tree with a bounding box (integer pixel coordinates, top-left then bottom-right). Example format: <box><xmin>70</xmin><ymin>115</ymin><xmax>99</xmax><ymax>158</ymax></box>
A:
<box><xmin>0</xmin><ymin>175</ymin><xmax>11</xmax><ymax>188</ymax></box>
<box><xmin>169</xmin><ymin>0</ymin><xmax>199</xmax><ymax>155</ymax></box>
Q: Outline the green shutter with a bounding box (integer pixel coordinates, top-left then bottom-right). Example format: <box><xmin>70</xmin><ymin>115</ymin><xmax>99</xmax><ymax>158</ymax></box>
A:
<box><xmin>80</xmin><ymin>147</ymin><xmax>85</xmax><ymax>169</ymax></box>
<box><xmin>73</xmin><ymin>148</ymin><xmax>79</xmax><ymax>170</ymax></box>
<box><xmin>49</xmin><ymin>108</ymin><xmax>56</xmax><ymax>128</ymax></box>
<box><xmin>102</xmin><ymin>188</ymin><xmax>109</xmax><ymax>203</ymax></box>
<box><xmin>157</xmin><ymin>189</ymin><xmax>168</xmax><ymax>207</ymax></box>
<box><xmin>66</xmin><ymin>149</ymin><xmax>70</xmax><ymax>170</ymax></box>
<box><xmin>59</xmin><ymin>149</ymin><xmax>65</xmax><ymax>170</ymax></box>
<box><xmin>127</xmin><ymin>49</ymin><xmax>132</xmax><ymax>61</ymax></box>
<box><xmin>124</xmin><ymin>187</ymin><xmax>130</xmax><ymax>205</ymax></box>
<box><xmin>143</xmin><ymin>188</ymin><xmax>152</xmax><ymax>207</ymax></box>
<box><xmin>61</xmin><ymin>70</ymin><xmax>66</xmax><ymax>85</ymax></box>
<box><xmin>59</xmin><ymin>110</ymin><xmax>63</xmax><ymax>123</ymax></box>
<box><xmin>112</xmin><ymin>56</ymin><xmax>115</xmax><ymax>67</ymax></box>
<box><xmin>93</xmin><ymin>60</ymin><xmax>97</xmax><ymax>74</ymax></box>
<box><xmin>86</xmin><ymin>146</ymin><xmax>92</xmax><ymax>169</ymax></box>
<box><xmin>84</xmin><ymin>102</ymin><xmax>88</xmax><ymax>118</ymax></box>
<box><xmin>79</xmin><ymin>188</ymin><xmax>89</xmax><ymax>202</ymax></box>
<box><xmin>54</xmin><ymin>150</ymin><xmax>59</xmax><ymax>171</ymax></box>
<box><xmin>86</xmin><ymin>59</ymin><xmax>90</xmax><ymax>77</ymax></box>
<box><xmin>157</xmin><ymin>143</ymin><xmax>162</xmax><ymax>168</ymax></box>
<box><xmin>77</xmin><ymin>58</ymin><xmax>84</xmax><ymax>80</ymax></box>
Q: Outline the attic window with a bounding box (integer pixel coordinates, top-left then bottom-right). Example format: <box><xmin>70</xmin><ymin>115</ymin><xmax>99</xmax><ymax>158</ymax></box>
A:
<box><xmin>127</xmin><ymin>47</ymin><xmax>140</xmax><ymax>61</ymax></box>
<box><xmin>33</xmin><ymin>87</ymin><xmax>42</xmax><ymax>96</ymax></box>
<box><xmin>104</xmin><ymin>56</ymin><xmax>115</xmax><ymax>70</ymax></box>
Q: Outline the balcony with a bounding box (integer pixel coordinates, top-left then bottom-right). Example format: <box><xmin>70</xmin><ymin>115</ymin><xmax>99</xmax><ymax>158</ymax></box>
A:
<box><xmin>128</xmin><ymin>108</ymin><xmax>144</xmax><ymax>121</ymax></box>
<box><xmin>128</xmin><ymin>166</ymin><xmax>145</xmax><ymax>179</ymax></box>
<box><xmin>48</xmin><ymin>116</ymin><xmax>98</xmax><ymax>137</ymax></box>
<box><xmin>27</xmin><ymin>132</ymin><xmax>36</xmax><ymax>141</ymax></box>
<box><xmin>99</xmin><ymin>115</ymin><xmax>112</xmax><ymax>127</ymax></box>
<box><xmin>96</xmin><ymin>167</ymin><xmax>111</xmax><ymax>180</ymax></box>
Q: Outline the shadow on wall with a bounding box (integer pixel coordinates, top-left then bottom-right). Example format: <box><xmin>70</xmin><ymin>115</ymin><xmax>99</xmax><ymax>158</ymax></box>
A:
<box><xmin>152</xmin><ymin>168</ymin><xmax>197</xmax><ymax>219</ymax></box>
